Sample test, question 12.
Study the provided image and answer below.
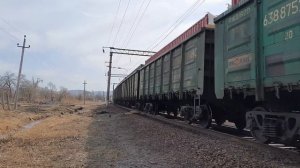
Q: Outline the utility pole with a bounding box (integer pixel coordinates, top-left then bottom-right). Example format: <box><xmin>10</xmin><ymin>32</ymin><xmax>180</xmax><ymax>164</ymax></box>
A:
<box><xmin>102</xmin><ymin>91</ymin><xmax>105</xmax><ymax>101</ymax></box>
<box><xmin>102</xmin><ymin>47</ymin><xmax>156</xmax><ymax>107</ymax></box>
<box><xmin>106</xmin><ymin>52</ymin><xmax>113</xmax><ymax>106</ymax></box>
<box><xmin>14</xmin><ymin>35</ymin><xmax>30</xmax><ymax>110</ymax></box>
<box><xmin>83</xmin><ymin>80</ymin><xmax>87</xmax><ymax>105</ymax></box>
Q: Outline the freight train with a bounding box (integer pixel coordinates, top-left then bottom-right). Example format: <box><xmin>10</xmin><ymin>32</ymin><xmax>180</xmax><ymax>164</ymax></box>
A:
<box><xmin>113</xmin><ymin>0</ymin><xmax>300</xmax><ymax>147</ymax></box>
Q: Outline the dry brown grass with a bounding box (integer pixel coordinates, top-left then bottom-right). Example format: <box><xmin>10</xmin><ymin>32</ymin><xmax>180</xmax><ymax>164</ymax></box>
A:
<box><xmin>61</xmin><ymin>98</ymin><xmax>104</xmax><ymax>106</ymax></box>
<box><xmin>15</xmin><ymin>114</ymin><xmax>92</xmax><ymax>140</ymax></box>
<box><xmin>0</xmin><ymin>103</ymin><xmax>100</xmax><ymax>167</ymax></box>
<box><xmin>12</xmin><ymin>114</ymin><xmax>92</xmax><ymax>162</ymax></box>
<box><xmin>0</xmin><ymin>110</ymin><xmax>38</xmax><ymax>135</ymax></box>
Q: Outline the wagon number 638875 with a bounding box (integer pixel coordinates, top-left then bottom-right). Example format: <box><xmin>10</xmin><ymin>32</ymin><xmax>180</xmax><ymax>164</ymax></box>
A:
<box><xmin>264</xmin><ymin>0</ymin><xmax>300</xmax><ymax>27</ymax></box>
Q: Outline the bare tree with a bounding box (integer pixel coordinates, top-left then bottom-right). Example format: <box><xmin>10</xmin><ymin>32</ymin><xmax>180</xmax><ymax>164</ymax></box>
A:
<box><xmin>0</xmin><ymin>72</ymin><xmax>70</xmax><ymax>107</ymax></box>
<box><xmin>19</xmin><ymin>78</ymin><xmax>32</xmax><ymax>102</ymax></box>
<box><xmin>39</xmin><ymin>87</ymin><xmax>50</xmax><ymax>103</ymax></box>
<box><xmin>0</xmin><ymin>72</ymin><xmax>17</xmax><ymax>110</ymax></box>
<box><xmin>0</xmin><ymin>75</ymin><xmax>5</xmax><ymax>110</ymax></box>
<box><xmin>58</xmin><ymin>87</ymin><xmax>68</xmax><ymax>102</ymax></box>
<box><xmin>2</xmin><ymin>72</ymin><xmax>16</xmax><ymax>99</ymax></box>
<box><xmin>77</xmin><ymin>94</ymin><xmax>83</xmax><ymax>101</ymax></box>
<box><xmin>47</xmin><ymin>82</ymin><xmax>56</xmax><ymax>102</ymax></box>
<box><xmin>31</xmin><ymin>78</ymin><xmax>42</xmax><ymax>103</ymax></box>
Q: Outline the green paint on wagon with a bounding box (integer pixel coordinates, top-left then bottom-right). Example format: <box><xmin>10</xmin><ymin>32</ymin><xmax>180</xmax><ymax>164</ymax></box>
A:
<box><xmin>215</xmin><ymin>0</ymin><xmax>300</xmax><ymax>101</ymax></box>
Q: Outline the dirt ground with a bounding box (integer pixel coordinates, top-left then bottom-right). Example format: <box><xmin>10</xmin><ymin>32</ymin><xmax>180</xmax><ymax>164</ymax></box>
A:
<box><xmin>1</xmin><ymin>103</ymin><xmax>300</xmax><ymax>168</ymax></box>
<box><xmin>85</xmin><ymin>106</ymin><xmax>300</xmax><ymax>168</ymax></box>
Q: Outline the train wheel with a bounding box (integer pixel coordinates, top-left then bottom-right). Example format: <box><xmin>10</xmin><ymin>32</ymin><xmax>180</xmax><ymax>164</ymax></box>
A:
<box><xmin>234</xmin><ymin>118</ymin><xmax>246</xmax><ymax>130</ymax></box>
<box><xmin>215</xmin><ymin>118</ymin><xmax>225</xmax><ymax>126</ymax></box>
<box><xmin>184</xmin><ymin>110</ymin><xmax>192</xmax><ymax>121</ymax></box>
<box><xmin>198</xmin><ymin>105</ymin><xmax>212</xmax><ymax>129</ymax></box>
<box><xmin>250</xmin><ymin>107</ymin><xmax>271</xmax><ymax>144</ymax></box>
<box><xmin>143</xmin><ymin>104</ymin><xmax>149</xmax><ymax>113</ymax></box>
<box><xmin>139</xmin><ymin>104</ymin><xmax>143</xmax><ymax>111</ymax></box>
<box><xmin>173</xmin><ymin>111</ymin><xmax>178</xmax><ymax>118</ymax></box>
<box><xmin>250</xmin><ymin>119</ymin><xmax>270</xmax><ymax>144</ymax></box>
<box><xmin>154</xmin><ymin>104</ymin><xmax>159</xmax><ymax>115</ymax></box>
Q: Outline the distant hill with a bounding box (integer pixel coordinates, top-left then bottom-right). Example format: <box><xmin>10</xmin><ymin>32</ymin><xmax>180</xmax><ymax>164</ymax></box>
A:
<box><xmin>68</xmin><ymin>90</ymin><xmax>83</xmax><ymax>97</ymax></box>
<box><xmin>68</xmin><ymin>90</ymin><xmax>106</xmax><ymax>97</ymax></box>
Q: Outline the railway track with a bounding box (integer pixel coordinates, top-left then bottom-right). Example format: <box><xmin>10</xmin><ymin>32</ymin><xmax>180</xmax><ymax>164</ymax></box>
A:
<box><xmin>115</xmin><ymin>105</ymin><xmax>300</xmax><ymax>155</ymax></box>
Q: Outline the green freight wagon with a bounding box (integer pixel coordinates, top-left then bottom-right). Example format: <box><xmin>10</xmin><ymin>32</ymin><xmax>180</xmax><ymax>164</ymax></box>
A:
<box><xmin>138</xmin><ymin>14</ymin><xmax>219</xmax><ymax>126</ymax></box>
<box><xmin>215</xmin><ymin>0</ymin><xmax>300</xmax><ymax>145</ymax></box>
<box><xmin>113</xmin><ymin>65</ymin><xmax>143</xmax><ymax>107</ymax></box>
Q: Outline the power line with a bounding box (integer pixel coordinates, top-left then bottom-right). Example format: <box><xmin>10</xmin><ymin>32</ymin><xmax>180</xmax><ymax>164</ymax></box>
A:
<box><xmin>149</xmin><ymin>0</ymin><xmax>205</xmax><ymax>50</ymax></box>
<box><xmin>107</xmin><ymin>0</ymin><xmax>121</xmax><ymax>46</ymax></box>
<box><xmin>112</xmin><ymin>0</ymin><xmax>131</xmax><ymax>46</ymax></box>
<box><xmin>0</xmin><ymin>16</ymin><xmax>24</xmax><ymax>35</ymax></box>
<box><xmin>0</xmin><ymin>16</ymin><xmax>48</xmax><ymax>73</ymax></box>
<box><xmin>148</xmin><ymin>0</ymin><xmax>205</xmax><ymax>51</ymax></box>
<box><xmin>121</xmin><ymin>0</ymin><xmax>147</xmax><ymax>47</ymax></box>
<box><xmin>124</xmin><ymin>0</ymin><xmax>152</xmax><ymax>48</ymax></box>
<box><xmin>0</xmin><ymin>27</ymin><xmax>20</xmax><ymax>42</ymax></box>
<box><xmin>116</xmin><ymin>0</ymin><xmax>204</xmax><ymax>73</ymax></box>
<box><xmin>127</xmin><ymin>0</ymin><xmax>205</xmax><ymax>72</ymax></box>
<box><xmin>0</xmin><ymin>16</ymin><xmax>24</xmax><ymax>42</ymax></box>
<box><xmin>111</xmin><ymin>0</ymin><xmax>134</xmax><ymax>64</ymax></box>
<box><xmin>116</xmin><ymin>0</ymin><xmax>151</xmax><ymax>68</ymax></box>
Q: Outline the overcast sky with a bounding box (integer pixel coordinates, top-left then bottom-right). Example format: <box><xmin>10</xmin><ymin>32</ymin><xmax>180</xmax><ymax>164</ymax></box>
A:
<box><xmin>0</xmin><ymin>0</ymin><xmax>230</xmax><ymax>91</ymax></box>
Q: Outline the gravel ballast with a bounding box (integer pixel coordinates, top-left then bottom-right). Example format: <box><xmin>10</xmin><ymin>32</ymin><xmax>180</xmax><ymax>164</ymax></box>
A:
<box><xmin>85</xmin><ymin>105</ymin><xmax>300</xmax><ymax>168</ymax></box>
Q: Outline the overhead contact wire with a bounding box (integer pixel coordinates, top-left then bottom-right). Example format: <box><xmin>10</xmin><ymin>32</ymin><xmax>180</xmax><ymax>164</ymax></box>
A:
<box><xmin>107</xmin><ymin>0</ymin><xmax>121</xmax><ymax>46</ymax></box>
<box><xmin>124</xmin><ymin>0</ymin><xmax>152</xmax><ymax>48</ymax></box>
<box><xmin>150</xmin><ymin>0</ymin><xmax>205</xmax><ymax>50</ymax></box>
<box><xmin>148</xmin><ymin>0</ymin><xmax>205</xmax><ymax>51</ymax></box>
<box><xmin>121</xmin><ymin>0</ymin><xmax>147</xmax><ymax>48</ymax></box>
<box><xmin>0</xmin><ymin>27</ymin><xmax>20</xmax><ymax>42</ymax></box>
<box><xmin>112</xmin><ymin>0</ymin><xmax>131</xmax><ymax>47</ymax></box>
<box><xmin>122</xmin><ymin>0</ymin><xmax>152</xmax><ymax>72</ymax></box>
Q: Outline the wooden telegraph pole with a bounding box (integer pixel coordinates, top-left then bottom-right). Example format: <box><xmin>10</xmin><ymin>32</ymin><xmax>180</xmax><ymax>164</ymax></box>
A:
<box><xmin>14</xmin><ymin>35</ymin><xmax>30</xmax><ymax>110</ymax></box>
<box><xmin>83</xmin><ymin>80</ymin><xmax>87</xmax><ymax>105</ymax></box>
